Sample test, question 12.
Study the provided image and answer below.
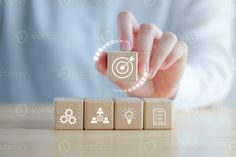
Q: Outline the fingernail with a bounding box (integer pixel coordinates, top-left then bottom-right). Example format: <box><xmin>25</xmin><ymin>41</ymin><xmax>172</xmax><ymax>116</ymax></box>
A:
<box><xmin>121</xmin><ymin>40</ymin><xmax>131</xmax><ymax>51</ymax></box>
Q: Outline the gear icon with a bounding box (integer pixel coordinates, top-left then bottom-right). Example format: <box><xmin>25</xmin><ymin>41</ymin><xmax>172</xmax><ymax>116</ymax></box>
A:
<box><xmin>64</xmin><ymin>108</ymin><xmax>73</xmax><ymax>117</ymax></box>
<box><xmin>68</xmin><ymin>116</ymin><xmax>77</xmax><ymax>125</ymax></box>
<box><xmin>59</xmin><ymin>108</ymin><xmax>77</xmax><ymax>125</ymax></box>
<box><xmin>60</xmin><ymin>115</ymin><xmax>68</xmax><ymax>124</ymax></box>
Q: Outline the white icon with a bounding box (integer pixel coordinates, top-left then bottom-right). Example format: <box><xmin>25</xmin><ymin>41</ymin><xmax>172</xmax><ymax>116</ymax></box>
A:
<box><xmin>90</xmin><ymin>108</ymin><xmax>110</xmax><ymax>124</ymax></box>
<box><xmin>111</xmin><ymin>56</ymin><xmax>135</xmax><ymax>79</ymax></box>
<box><xmin>60</xmin><ymin>108</ymin><xmax>77</xmax><ymax>125</ymax></box>
<box><xmin>122</xmin><ymin>108</ymin><xmax>136</xmax><ymax>125</ymax></box>
<box><xmin>153</xmin><ymin>108</ymin><xmax>166</xmax><ymax>126</ymax></box>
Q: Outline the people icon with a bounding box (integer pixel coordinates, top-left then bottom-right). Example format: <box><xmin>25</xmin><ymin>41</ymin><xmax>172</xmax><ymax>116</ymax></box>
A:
<box><xmin>90</xmin><ymin>107</ymin><xmax>110</xmax><ymax>124</ymax></box>
<box><xmin>91</xmin><ymin>117</ymin><xmax>97</xmax><ymax>123</ymax></box>
<box><xmin>96</xmin><ymin>108</ymin><xmax>104</xmax><ymax>114</ymax></box>
<box><xmin>103</xmin><ymin>117</ymin><xmax>109</xmax><ymax>123</ymax></box>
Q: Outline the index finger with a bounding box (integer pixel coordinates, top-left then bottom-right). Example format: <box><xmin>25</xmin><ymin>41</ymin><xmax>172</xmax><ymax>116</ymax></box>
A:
<box><xmin>117</xmin><ymin>11</ymin><xmax>139</xmax><ymax>50</ymax></box>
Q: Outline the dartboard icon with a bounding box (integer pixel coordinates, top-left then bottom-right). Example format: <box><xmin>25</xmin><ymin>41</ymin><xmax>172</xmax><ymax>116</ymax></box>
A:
<box><xmin>111</xmin><ymin>56</ymin><xmax>135</xmax><ymax>79</ymax></box>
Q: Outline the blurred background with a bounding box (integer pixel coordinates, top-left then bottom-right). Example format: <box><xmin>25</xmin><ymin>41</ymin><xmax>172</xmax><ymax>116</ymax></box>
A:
<box><xmin>0</xmin><ymin>0</ymin><xmax>235</xmax><ymax>105</ymax></box>
<box><xmin>225</xmin><ymin>3</ymin><xmax>236</xmax><ymax>105</ymax></box>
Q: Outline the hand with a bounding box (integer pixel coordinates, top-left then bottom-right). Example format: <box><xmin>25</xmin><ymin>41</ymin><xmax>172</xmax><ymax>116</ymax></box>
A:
<box><xmin>96</xmin><ymin>11</ymin><xmax>188</xmax><ymax>99</ymax></box>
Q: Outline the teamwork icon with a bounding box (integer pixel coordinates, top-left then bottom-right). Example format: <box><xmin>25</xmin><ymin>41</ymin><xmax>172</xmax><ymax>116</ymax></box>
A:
<box><xmin>122</xmin><ymin>108</ymin><xmax>136</xmax><ymax>125</ymax></box>
<box><xmin>111</xmin><ymin>56</ymin><xmax>135</xmax><ymax>79</ymax></box>
<box><xmin>90</xmin><ymin>108</ymin><xmax>110</xmax><ymax>124</ymax></box>
<box><xmin>152</xmin><ymin>108</ymin><xmax>166</xmax><ymax>126</ymax></box>
<box><xmin>60</xmin><ymin>108</ymin><xmax>77</xmax><ymax>125</ymax></box>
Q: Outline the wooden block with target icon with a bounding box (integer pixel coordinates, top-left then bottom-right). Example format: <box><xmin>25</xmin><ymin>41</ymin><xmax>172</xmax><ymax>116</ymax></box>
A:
<box><xmin>54</xmin><ymin>98</ymin><xmax>84</xmax><ymax>130</ymax></box>
<box><xmin>107</xmin><ymin>51</ymin><xmax>138</xmax><ymax>82</ymax></box>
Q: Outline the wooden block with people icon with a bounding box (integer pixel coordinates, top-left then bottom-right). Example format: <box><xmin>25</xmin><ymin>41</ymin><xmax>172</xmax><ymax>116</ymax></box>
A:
<box><xmin>84</xmin><ymin>98</ymin><xmax>114</xmax><ymax>130</ymax></box>
<box><xmin>107</xmin><ymin>51</ymin><xmax>138</xmax><ymax>82</ymax></box>
<box><xmin>54</xmin><ymin>97</ymin><xmax>172</xmax><ymax>130</ymax></box>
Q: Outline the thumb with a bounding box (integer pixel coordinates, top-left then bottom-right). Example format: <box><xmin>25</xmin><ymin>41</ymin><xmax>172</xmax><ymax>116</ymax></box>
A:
<box><xmin>95</xmin><ymin>52</ymin><xmax>107</xmax><ymax>75</ymax></box>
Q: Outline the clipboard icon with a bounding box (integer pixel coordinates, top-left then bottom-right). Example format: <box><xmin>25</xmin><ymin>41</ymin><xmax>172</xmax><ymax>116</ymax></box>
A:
<box><xmin>153</xmin><ymin>108</ymin><xmax>166</xmax><ymax>126</ymax></box>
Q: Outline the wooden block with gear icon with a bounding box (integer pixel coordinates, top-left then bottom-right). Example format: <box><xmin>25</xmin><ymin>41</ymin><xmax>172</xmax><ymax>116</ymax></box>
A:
<box><xmin>84</xmin><ymin>98</ymin><xmax>114</xmax><ymax>130</ymax></box>
<box><xmin>54</xmin><ymin>98</ymin><xmax>84</xmax><ymax>130</ymax></box>
<box><xmin>107</xmin><ymin>51</ymin><xmax>138</xmax><ymax>82</ymax></box>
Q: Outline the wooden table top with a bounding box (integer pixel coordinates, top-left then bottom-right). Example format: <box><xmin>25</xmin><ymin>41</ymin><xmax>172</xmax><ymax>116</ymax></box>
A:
<box><xmin>0</xmin><ymin>104</ymin><xmax>235</xmax><ymax>157</ymax></box>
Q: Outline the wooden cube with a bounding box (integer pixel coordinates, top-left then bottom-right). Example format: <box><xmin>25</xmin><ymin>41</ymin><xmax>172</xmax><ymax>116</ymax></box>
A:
<box><xmin>107</xmin><ymin>51</ymin><xmax>138</xmax><ymax>82</ymax></box>
<box><xmin>84</xmin><ymin>98</ymin><xmax>114</xmax><ymax>130</ymax></box>
<box><xmin>114</xmin><ymin>98</ymin><xmax>143</xmax><ymax>130</ymax></box>
<box><xmin>143</xmin><ymin>98</ymin><xmax>172</xmax><ymax>130</ymax></box>
<box><xmin>54</xmin><ymin>98</ymin><xmax>83</xmax><ymax>130</ymax></box>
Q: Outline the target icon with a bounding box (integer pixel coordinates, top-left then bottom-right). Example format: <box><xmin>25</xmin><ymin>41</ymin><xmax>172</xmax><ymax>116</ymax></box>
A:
<box><xmin>111</xmin><ymin>56</ymin><xmax>135</xmax><ymax>79</ymax></box>
<box><xmin>95</xmin><ymin>40</ymin><xmax>148</xmax><ymax>92</ymax></box>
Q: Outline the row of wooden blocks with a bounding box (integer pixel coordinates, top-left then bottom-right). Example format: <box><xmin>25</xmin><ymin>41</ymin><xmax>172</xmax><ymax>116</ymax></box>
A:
<box><xmin>54</xmin><ymin>97</ymin><xmax>172</xmax><ymax>130</ymax></box>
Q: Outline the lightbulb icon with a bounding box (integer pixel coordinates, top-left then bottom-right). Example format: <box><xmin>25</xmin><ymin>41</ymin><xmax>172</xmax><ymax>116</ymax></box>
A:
<box><xmin>122</xmin><ymin>108</ymin><xmax>136</xmax><ymax>125</ymax></box>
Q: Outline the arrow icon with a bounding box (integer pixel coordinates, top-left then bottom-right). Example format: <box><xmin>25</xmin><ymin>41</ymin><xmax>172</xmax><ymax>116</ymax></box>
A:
<box><xmin>120</xmin><ymin>56</ymin><xmax>135</xmax><ymax>70</ymax></box>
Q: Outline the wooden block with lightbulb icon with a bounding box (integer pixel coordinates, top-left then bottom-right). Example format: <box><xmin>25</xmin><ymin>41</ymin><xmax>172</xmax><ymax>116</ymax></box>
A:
<box><xmin>114</xmin><ymin>98</ymin><xmax>144</xmax><ymax>130</ymax></box>
<box><xmin>53</xmin><ymin>97</ymin><xmax>172</xmax><ymax>130</ymax></box>
<box><xmin>107</xmin><ymin>51</ymin><xmax>138</xmax><ymax>82</ymax></box>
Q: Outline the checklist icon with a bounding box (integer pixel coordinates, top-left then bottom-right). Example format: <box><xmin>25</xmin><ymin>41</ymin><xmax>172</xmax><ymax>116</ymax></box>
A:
<box><xmin>152</xmin><ymin>108</ymin><xmax>166</xmax><ymax>126</ymax></box>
